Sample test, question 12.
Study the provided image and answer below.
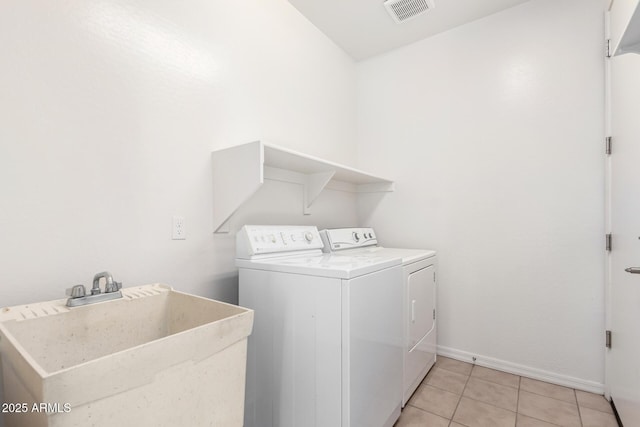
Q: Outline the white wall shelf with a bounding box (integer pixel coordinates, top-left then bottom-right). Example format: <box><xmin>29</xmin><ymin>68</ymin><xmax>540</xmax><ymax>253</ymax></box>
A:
<box><xmin>614</xmin><ymin>0</ymin><xmax>640</xmax><ymax>55</ymax></box>
<box><xmin>211</xmin><ymin>141</ymin><xmax>394</xmax><ymax>232</ymax></box>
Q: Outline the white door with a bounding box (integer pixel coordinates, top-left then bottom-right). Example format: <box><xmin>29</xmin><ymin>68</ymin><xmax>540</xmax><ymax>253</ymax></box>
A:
<box><xmin>607</xmin><ymin>8</ymin><xmax>640</xmax><ymax>424</ymax></box>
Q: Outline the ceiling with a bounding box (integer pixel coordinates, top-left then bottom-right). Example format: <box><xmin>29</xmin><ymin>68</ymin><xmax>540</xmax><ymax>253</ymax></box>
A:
<box><xmin>288</xmin><ymin>0</ymin><xmax>531</xmax><ymax>60</ymax></box>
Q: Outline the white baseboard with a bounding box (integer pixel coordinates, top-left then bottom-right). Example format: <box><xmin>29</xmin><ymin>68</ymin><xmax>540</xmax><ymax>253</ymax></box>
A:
<box><xmin>437</xmin><ymin>345</ymin><xmax>604</xmax><ymax>395</ymax></box>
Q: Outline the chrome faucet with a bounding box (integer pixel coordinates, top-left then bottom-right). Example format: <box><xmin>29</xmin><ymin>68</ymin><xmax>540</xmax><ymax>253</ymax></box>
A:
<box><xmin>92</xmin><ymin>271</ymin><xmax>114</xmax><ymax>295</ymax></box>
<box><xmin>66</xmin><ymin>271</ymin><xmax>123</xmax><ymax>307</ymax></box>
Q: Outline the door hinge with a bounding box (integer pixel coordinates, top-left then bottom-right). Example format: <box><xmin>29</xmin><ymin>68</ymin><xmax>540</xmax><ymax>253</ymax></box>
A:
<box><xmin>606</xmin><ymin>330</ymin><xmax>612</xmax><ymax>349</ymax></box>
<box><xmin>606</xmin><ymin>39</ymin><xmax>612</xmax><ymax>58</ymax></box>
<box><xmin>433</xmin><ymin>309</ymin><xmax>436</xmax><ymax>320</ymax></box>
<box><xmin>606</xmin><ymin>233</ymin><xmax>612</xmax><ymax>251</ymax></box>
<box><xmin>433</xmin><ymin>271</ymin><xmax>436</xmax><ymax>282</ymax></box>
<box><xmin>606</xmin><ymin>136</ymin><xmax>612</xmax><ymax>155</ymax></box>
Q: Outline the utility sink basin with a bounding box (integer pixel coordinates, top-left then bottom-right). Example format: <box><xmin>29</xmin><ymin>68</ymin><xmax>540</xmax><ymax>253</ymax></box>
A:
<box><xmin>0</xmin><ymin>284</ymin><xmax>254</xmax><ymax>427</ymax></box>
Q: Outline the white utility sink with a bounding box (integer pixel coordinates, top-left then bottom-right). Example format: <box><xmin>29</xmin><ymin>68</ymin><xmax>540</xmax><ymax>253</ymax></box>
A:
<box><xmin>0</xmin><ymin>284</ymin><xmax>253</xmax><ymax>427</ymax></box>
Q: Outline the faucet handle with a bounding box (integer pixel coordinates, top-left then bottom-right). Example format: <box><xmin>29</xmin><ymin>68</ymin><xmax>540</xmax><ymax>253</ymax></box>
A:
<box><xmin>105</xmin><ymin>281</ymin><xmax>123</xmax><ymax>293</ymax></box>
<box><xmin>66</xmin><ymin>285</ymin><xmax>86</xmax><ymax>298</ymax></box>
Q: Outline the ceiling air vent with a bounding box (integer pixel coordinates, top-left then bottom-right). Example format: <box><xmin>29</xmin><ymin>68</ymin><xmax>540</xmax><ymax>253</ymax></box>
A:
<box><xmin>384</xmin><ymin>0</ymin><xmax>435</xmax><ymax>24</ymax></box>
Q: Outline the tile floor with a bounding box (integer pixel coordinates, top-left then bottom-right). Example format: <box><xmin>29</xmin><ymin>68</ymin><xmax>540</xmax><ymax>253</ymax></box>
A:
<box><xmin>395</xmin><ymin>357</ymin><xmax>619</xmax><ymax>427</ymax></box>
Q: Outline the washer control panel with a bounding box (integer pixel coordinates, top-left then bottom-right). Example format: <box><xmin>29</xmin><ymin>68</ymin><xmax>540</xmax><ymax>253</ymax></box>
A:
<box><xmin>320</xmin><ymin>228</ymin><xmax>378</xmax><ymax>252</ymax></box>
<box><xmin>236</xmin><ymin>225</ymin><xmax>324</xmax><ymax>258</ymax></box>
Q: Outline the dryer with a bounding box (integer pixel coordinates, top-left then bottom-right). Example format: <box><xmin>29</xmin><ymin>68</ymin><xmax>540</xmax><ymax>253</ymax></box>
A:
<box><xmin>236</xmin><ymin>225</ymin><xmax>404</xmax><ymax>427</ymax></box>
<box><xmin>320</xmin><ymin>228</ymin><xmax>437</xmax><ymax>406</ymax></box>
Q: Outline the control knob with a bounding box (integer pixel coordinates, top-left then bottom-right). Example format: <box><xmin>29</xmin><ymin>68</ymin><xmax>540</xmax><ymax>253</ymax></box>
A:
<box><xmin>353</xmin><ymin>232</ymin><xmax>360</xmax><ymax>242</ymax></box>
<box><xmin>304</xmin><ymin>232</ymin><xmax>314</xmax><ymax>242</ymax></box>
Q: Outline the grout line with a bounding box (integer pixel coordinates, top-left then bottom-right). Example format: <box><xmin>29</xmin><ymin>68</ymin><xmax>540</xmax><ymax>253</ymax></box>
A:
<box><xmin>429</xmin><ymin>363</ymin><xmax>595</xmax><ymax>427</ymax></box>
<box><xmin>403</xmin><ymin>405</ymin><xmax>450</xmax><ymax>424</ymax></box>
<box><xmin>470</xmin><ymin>365</ymin><xmax>520</xmax><ymax>389</ymax></box>
<box><xmin>438</xmin><ymin>366</ymin><xmax>473</xmax><ymax>376</ymax></box>
<box><xmin>470</xmin><ymin>375</ymin><xmax>520</xmax><ymax>390</ymax></box>
<box><xmin>575</xmin><ymin>389</ymin><xmax>584</xmax><ymax>427</ymax></box>
<box><xmin>436</xmin><ymin>358</ymin><xmax>475</xmax><ymax>377</ymax></box>
<box><xmin>423</xmin><ymin>369</ymin><xmax>468</xmax><ymax>395</ymax></box>
<box><xmin>449</xmin><ymin>367</ymin><xmax>473</xmax><ymax>425</ymax></box>
<box><xmin>518</xmin><ymin>413</ymin><xmax>564</xmax><ymax>427</ymax></box>
<box><xmin>577</xmin><ymin>403</ymin><xmax>617</xmax><ymax>415</ymax></box>
<box><xmin>515</xmin><ymin>375</ymin><xmax>521</xmax><ymax>422</ymax></box>
<box><xmin>573</xmin><ymin>391</ymin><xmax>619</xmax><ymax>416</ymax></box>
<box><xmin>517</xmin><ymin>389</ymin><xmax>580</xmax><ymax>426</ymax></box>
<box><xmin>448</xmin><ymin>417</ymin><xmax>471</xmax><ymax>427</ymax></box>
<box><xmin>408</xmin><ymin>393</ymin><xmax>459</xmax><ymax>420</ymax></box>
<box><xmin>518</xmin><ymin>387</ymin><xmax>580</xmax><ymax>407</ymax></box>
<box><xmin>429</xmin><ymin>362</ymin><xmax>589</xmax><ymax>427</ymax></box>
<box><xmin>423</xmin><ymin>381</ymin><xmax>464</xmax><ymax>396</ymax></box>
<box><xmin>462</xmin><ymin>395</ymin><xmax>517</xmax><ymax>414</ymax></box>
<box><xmin>514</xmin><ymin>378</ymin><xmax>564</xmax><ymax>427</ymax></box>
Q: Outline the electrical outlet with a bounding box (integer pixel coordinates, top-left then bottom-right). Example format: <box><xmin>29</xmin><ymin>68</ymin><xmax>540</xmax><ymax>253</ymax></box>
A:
<box><xmin>172</xmin><ymin>216</ymin><xmax>186</xmax><ymax>240</ymax></box>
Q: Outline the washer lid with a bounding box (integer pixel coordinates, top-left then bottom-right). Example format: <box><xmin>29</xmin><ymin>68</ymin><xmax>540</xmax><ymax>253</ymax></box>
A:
<box><xmin>236</xmin><ymin>252</ymin><xmax>402</xmax><ymax>279</ymax></box>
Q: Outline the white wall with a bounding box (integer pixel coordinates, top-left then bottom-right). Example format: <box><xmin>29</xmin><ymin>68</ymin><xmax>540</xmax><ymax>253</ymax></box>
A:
<box><xmin>0</xmin><ymin>0</ymin><xmax>358</xmax><ymax>308</ymax></box>
<box><xmin>0</xmin><ymin>0</ymin><xmax>609</xmax><ymax>412</ymax></box>
<box><xmin>357</xmin><ymin>0</ymin><xmax>606</xmax><ymax>390</ymax></box>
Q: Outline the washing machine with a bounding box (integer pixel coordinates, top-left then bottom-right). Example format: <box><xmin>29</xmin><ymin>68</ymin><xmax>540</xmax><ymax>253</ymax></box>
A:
<box><xmin>236</xmin><ymin>225</ymin><xmax>403</xmax><ymax>427</ymax></box>
<box><xmin>320</xmin><ymin>228</ymin><xmax>437</xmax><ymax>406</ymax></box>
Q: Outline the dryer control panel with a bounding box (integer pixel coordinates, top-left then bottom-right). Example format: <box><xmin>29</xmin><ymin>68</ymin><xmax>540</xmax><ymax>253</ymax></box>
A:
<box><xmin>320</xmin><ymin>228</ymin><xmax>378</xmax><ymax>252</ymax></box>
<box><xmin>236</xmin><ymin>225</ymin><xmax>324</xmax><ymax>259</ymax></box>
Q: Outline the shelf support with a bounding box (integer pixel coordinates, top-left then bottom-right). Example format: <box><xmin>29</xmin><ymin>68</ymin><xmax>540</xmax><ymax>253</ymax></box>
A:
<box><xmin>212</xmin><ymin>142</ymin><xmax>263</xmax><ymax>233</ymax></box>
<box><xmin>614</xmin><ymin>0</ymin><xmax>640</xmax><ymax>55</ymax></box>
<box><xmin>304</xmin><ymin>171</ymin><xmax>335</xmax><ymax>215</ymax></box>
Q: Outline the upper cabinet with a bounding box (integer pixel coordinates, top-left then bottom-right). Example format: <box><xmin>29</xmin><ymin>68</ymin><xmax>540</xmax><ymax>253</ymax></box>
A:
<box><xmin>211</xmin><ymin>141</ymin><xmax>394</xmax><ymax>232</ymax></box>
<box><xmin>611</xmin><ymin>0</ymin><xmax>640</xmax><ymax>55</ymax></box>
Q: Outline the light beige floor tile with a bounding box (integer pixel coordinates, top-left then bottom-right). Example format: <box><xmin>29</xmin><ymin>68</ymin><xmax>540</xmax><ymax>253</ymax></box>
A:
<box><xmin>471</xmin><ymin>366</ymin><xmax>520</xmax><ymax>389</ymax></box>
<box><xmin>580</xmin><ymin>406</ymin><xmax>618</xmax><ymax>427</ymax></box>
<box><xmin>517</xmin><ymin>390</ymin><xmax>580</xmax><ymax>427</ymax></box>
<box><xmin>450</xmin><ymin>423</ymin><xmax>466</xmax><ymax>427</ymax></box>
<box><xmin>426</xmin><ymin>367</ymin><xmax>469</xmax><ymax>395</ymax></box>
<box><xmin>393</xmin><ymin>405</ymin><xmax>449</xmax><ymax>427</ymax></box>
<box><xmin>463</xmin><ymin>377</ymin><xmax>518</xmax><ymax>411</ymax></box>
<box><xmin>408</xmin><ymin>384</ymin><xmax>460</xmax><ymax>419</ymax></box>
<box><xmin>516</xmin><ymin>413</ymin><xmax>560</xmax><ymax>426</ymax></box>
<box><xmin>452</xmin><ymin>397</ymin><xmax>516</xmax><ymax>427</ymax></box>
<box><xmin>520</xmin><ymin>377</ymin><xmax>576</xmax><ymax>404</ymax></box>
<box><xmin>435</xmin><ymin>356</ymin><xmax>473</xmax><ymax>376</ymax></box>
<box><xmin>575</xmin><ymin>390</ymin><xmax>613</xmax><ymax>414</ymax></box>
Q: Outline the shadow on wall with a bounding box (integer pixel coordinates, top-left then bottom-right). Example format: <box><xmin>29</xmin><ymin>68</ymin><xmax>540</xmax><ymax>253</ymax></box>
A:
<box><xmin>357</xmin><ymin>192</ymin><xmax>388</xmax><ymax>225</ymax></box>
<box><xmin>210</xmin><ymin>272</ymin><xmax>240</xmax><ymax>305</ymax></box>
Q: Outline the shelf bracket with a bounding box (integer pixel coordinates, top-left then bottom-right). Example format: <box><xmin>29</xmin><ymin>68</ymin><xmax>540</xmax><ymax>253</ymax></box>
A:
<box><xmin>614</xmin><ymin>1</ymin><xmax>640</xmax><ymax>56</ymax></box>
<box><xmin>212</xmin><ymin>142</ymin><xmax>263</xmax><ymax>233</ymax></box>
<box><xmin>303</xmin><ymin>171</ymin><xmax>335</xmax><ymax>215</ymax></box>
